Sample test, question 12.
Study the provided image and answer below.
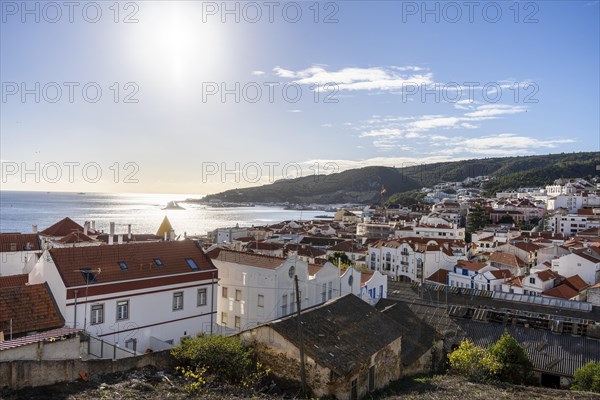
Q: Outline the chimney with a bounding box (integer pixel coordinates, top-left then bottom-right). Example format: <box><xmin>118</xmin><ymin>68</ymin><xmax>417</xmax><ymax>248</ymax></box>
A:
<box><xmin>128</xmin><ymin>224</ymin><xmax>132</xmax><ymax>239</ymax></box>
<box><xmin>164</xmin><ymin>231</ymin><xmax>167</xmax><ymax>241</ymax></box>
<box><xmin>118</xmin><ymin>234</ymin><xmax>123</xmax><ymax>245</ymax></box>
<box><xmin>91</xmin><ymin>220</ymin><xmax>96</xmax><ymax>231</ymax></box>
<box><xmin>169</xmin><ymin>229</ymin><xmax>175</xmax><ymax>241</ymax></box>
<box><xmin>84</xmin><ymin>221</ymin><xmax>89</xmax><ymax>236</ymax></box>
<box><xmin>32</xmin><ymin>224</ymin><xmax>37</xmax><ymax>233</ymax></box>
<box><xmin>109</xmin><ymin>222</ymin><xmax>115</xmax><ymax>245</ymax></box>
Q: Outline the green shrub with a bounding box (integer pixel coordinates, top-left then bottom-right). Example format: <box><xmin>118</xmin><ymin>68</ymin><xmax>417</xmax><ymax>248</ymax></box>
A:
<box><xmin>448</xmin><ymin>339</ymin><xmax>501</xmax><ymax>382</ymax></box>
<box><xmin>171</xmin><ymin>335</ymin><xmax>251</xmax><ymax>384</ymax></box>
<box><xmin>572</xmin><ymin>362</ymin><xmax>600</xmax><ymax>393</ymax></box>
<box><xmin>488</xmin><ymin>331</ymin><xmax>534</xmax><ymax>384</ymax></box>
<box><xmin>449</xmin><ymin>332</ymin><xmax>533</xmax><ymax>385</ymax></box>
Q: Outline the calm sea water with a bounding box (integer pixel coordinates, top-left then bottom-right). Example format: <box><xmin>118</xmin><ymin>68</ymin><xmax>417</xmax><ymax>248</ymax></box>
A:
<box><xmin>0</xmin><ymin>191</ymin><xmax>333</xmax><ymax>236</ymax></box>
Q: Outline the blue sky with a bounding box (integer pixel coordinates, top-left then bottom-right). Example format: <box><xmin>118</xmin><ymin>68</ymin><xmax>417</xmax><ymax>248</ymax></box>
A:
<box><xmin>1</xmin><ymin>0</ymin><xmax>599</xmax><ymax>194</ymax></box>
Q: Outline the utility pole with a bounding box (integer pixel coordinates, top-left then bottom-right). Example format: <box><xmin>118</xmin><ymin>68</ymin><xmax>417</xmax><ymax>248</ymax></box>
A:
<box><xmin>294</xmin><ymin>275</ymin><xmax>307</xmax><ymax>394</ymax></box>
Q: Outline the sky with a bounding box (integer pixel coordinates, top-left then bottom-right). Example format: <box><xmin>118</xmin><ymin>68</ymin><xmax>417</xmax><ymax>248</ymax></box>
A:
<box><xmin>1</xmin><ymin>0</ymin><xmax>599</xmax><ymax>195</ymax></box>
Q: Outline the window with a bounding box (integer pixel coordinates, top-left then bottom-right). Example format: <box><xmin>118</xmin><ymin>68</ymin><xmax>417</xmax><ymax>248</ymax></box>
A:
<box><xmin>91</xmin><ymin>304</ymin><xmax>104</xmax><ymax>324</ymax></box>
<box><xmin>235</xmin><ymin>316</ymin><xmax>241</xmax><ymax>329</ymax></box>
<box><xmin>321</xmin><ymin>283</ymin><xmax>327</xmax><ymax>302</ymax></box>
<box><xmin>290</xmin><ymin>292</ymin><xmax>295</xmax><ymax>313</ymax></box>
<box><xmin>153</xmin><ymin>258</ymin><xmax>163</xmax><ymax>267</ymax></box>
<box><xmin>222</xmin><ymin>287</ymin><xmax>228</xmax><ymax>298</ymax></box>
<box><xmin>235</xmin><ymin>289</ymin><xmax>242</xmax><ymax>301</ymax></box>
<box><xmin>351</xmin><ymin>378</ymin><xmax>358</xmax><ymax>400</ymax></box>
<box><xmin>185</xmin><ymin>258</ymin><xmax>199</xmax><ymax>270</ymax></box>
<box><xmin>81</xmin><ymin>269</ymin><xmax>97</xmax><ymax>284</ymax></box>
<box><xmin>125</xmin><ymin>338</ymin><xmax>137</xmax><ymax>352</ymax></box>
<box><xmin>529</xmin><ymin>277</ymin><xmax>535</xmax><ymax>284</ymax></box>
<box><xmin>282</xmin><ymin>295</ymin><xmax>288</xmax><ymax>316</ymax></box>
<box><xmin>221</xmin><ymin>312</ymin><xmax>228</xmax><ymax>326</ymax></box>
<box><xmin>368</xmin><ymin>365</ymin><xmax>375</xmax><ymax>392</ymax></box>
<box><xmin>327</xmin><ymin>281</ymin><xmax>333</xmax><ymax>300</ymax></box>
<box><xmin>118</xmin><ymin>261</ymin><xmax>128</xmax><ymax>271</ymax></box>
<box><xmin>257</xmin><ymin>294</ymin><xmax>264</xmax><ymax>308</ymax></box>
<box><xmin>116</xmin><ymin>300</ymin><xmax>129</xmax><ymax>320</ymax></box>
<box><xmin>173</xmin><ymin>292</ymin><xmax>184</xmax><ymax>311</ymax></box>
<box><xmin>197</xmin><ymin>288</ymin><xmax>207</xmax><ymax>306</ymax></box>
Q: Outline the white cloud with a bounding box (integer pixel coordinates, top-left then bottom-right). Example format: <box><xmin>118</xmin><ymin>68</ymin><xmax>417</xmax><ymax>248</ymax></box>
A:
<box><xmin>287</xmin><ymin>109</ymin><xmax>302</xmax><ymax>113</ymax></box>
<box><xmin>251</xmin><ymin>70</ymin><xmax>265</xmax><ymax>76</ymax></box>
<box><xmin>431</xmin><ymin>134</ymin><xmax>576</xmax><ymax>156</ymax></box>
<box><xmin>273</xmin><ymin>65</ymin><xmax>433</xmax><ymax>92</ymax></box>
<box><xmin>464</xmin><ymin>104</ymin><xmax>527</xmax><ymax>119</ymax></box>
<box><xmin>321</xmin><ymin>123</ymin><xmax>333</xmax><ymax>128</ymax></box>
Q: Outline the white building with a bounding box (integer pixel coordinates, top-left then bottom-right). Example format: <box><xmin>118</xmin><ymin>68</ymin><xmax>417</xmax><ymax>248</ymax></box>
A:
<box><xmin>368</xmin><ymin>237</ymin><xmax>467</xmax><ymax>283</ymax></box>
<box><xmin>216</xmin><ymin>226</ymin><xmax>250</xmax><ymax>245</ymax></box>
<box><xmin>548</xmin><ymin>214</ymin><xmax>600</xmax><ymax>236</ymax></box>
<box><xmin>28</xmin><ymin>240</ymin><xmax>218</xmax><ymax>353</ymax></box>
<box><xmin>448</xmin><ymin>260</ymin><xmax>510</xmax><ymax>290</ymax></box>
<box><xmin>209</xmin><ymin>249</ymin><xmax>387</xmax><ymax>332</ymax></box>
<box><xmin>0</xmin><ymin>233</ymin><xmax>42</xmax><ymax>276</ymax></box>
<box><xmin>550</xmin><ymin>251</ymin><xmax>600</xmax><ymax>285</ymax></box>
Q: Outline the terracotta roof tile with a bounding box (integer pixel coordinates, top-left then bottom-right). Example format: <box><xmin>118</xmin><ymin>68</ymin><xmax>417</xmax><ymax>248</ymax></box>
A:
<box><xmin>489</xmin><ymin>252</ymin><xmax>526</xmax><ymax>268</ymax></box>
<box><xmin>457</xmin><ymin>260</ymin><xmax>487</xmax><ymax>271</ymax></box>
<box><xmin>427</xmin><ymin>269</ymin><xmax>449</xmax><ymax>284</ymax></box>
<box><xmin>40</xmin><ymin>217</ymin><xmax>83</xmax><ymax>237</ymax></box>
<box><xmin>57</xmin><ymin>231</ymin><xmax>95</xmax><ymax>244</ymax></box>
<box><xmin>210</xmin><ymin>249</ymin><xmax>285</xmax><ymax>270</ymax></box>
<box><xmin>542</xmin><ymin>284</ymin><xmax>579</xmax><ymax>300</ymax></box>
<box><xmin>0</xmin><ymin>274</ymin><xmax>29</xmax><ymax>288</ymax></box>
<box><xmin>563</xmin><ymin>275</ymin><xmax>588</xmax><ymax>292</ymax></box>
<box><xmin>49</xmin><ymin>240</ymin><xmax>216</xmax><ymax>287</ymax></box>
<box><xmin>0</xmin><ymin>283</ymin><xmax>64</xmax><ymax>335</ymax></box>
<box><xmin>0</xmin><ymin>233</ymin><xmax>41</xmax><ymax>252</ymax></box>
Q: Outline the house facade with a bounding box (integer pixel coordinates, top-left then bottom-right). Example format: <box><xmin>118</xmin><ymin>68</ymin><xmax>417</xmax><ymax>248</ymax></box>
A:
<box><xmin>239</xmin><ymin>295</ymin><xmax>403</xmax><ymax>399</ymax></box>
<box><xmin>28</xmin><ymin>240</ymin><xmax>218</xmax><ymax>352</ymax></box>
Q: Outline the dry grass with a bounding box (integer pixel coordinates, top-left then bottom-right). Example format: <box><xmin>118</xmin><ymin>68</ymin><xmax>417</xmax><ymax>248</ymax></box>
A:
<box><xmin>2</xmin><ymin>368</ymin><xmax>600</xmax><ymax>400</ymax></box>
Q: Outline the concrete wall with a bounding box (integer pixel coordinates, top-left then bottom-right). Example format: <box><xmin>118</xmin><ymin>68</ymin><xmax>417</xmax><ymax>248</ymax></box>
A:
<box><xmin>0</xmin><ymin>337</ymin><xmax>86</xmax><ymax>361</ymax></box>
<box><xmin>0</xmin><ymin>349</ymin><xmax>175</xmax><ymax>390</ymax></box>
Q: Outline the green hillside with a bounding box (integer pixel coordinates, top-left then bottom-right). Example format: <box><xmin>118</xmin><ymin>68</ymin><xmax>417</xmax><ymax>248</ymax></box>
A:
<box><xmin>200</xmin><ymin>152</ymin><xmax>599</xmax><ymax>204</ymax></box>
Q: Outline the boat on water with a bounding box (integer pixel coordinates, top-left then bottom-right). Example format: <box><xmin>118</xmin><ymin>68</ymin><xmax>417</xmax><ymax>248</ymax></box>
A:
<box><xmin>162</xmin><ymin>201</ymin><xmax>186</xmax><ymax>210</ymax></box>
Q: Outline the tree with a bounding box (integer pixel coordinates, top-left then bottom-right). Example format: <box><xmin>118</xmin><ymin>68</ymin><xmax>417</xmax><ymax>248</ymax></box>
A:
<box><xmin>448</xmin><ymin>339</ymin><xmax>501</xmax><ymax>382</ymax></box>
<box><xmin>572</xmin><ymin>362</ymin><xmax>600</xmax><ymax>393</ymax></box>
<box><xmin>328</xmin><ymin>251</ymin><xmax>351</xmax><ymax>266</ymax></box>
<box><xmin>466</xmin><ymin>204</ymin><xmax>490</xmax><ymax>242</ymax></box>
<box><xmin>488</xmin><ymin>331</ymin><xmax>534</xmax><ymax>384</ymax></box>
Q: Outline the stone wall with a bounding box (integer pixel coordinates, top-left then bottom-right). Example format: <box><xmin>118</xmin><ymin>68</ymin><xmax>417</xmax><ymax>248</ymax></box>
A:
<box><xmin>0</xmin><ymin>349</ymin><xmax>175</xmax><ymax>390</ymax></box>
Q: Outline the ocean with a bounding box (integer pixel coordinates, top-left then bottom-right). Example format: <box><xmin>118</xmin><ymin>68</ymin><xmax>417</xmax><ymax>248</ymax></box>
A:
<box><xmin>0</xmin><ymin>191</ymin><xmax>334</xmax><ymax>236</ymax></box>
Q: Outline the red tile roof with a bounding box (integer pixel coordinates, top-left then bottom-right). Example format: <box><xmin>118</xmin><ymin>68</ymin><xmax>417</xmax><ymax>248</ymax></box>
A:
<box><xmin>427</xmin><ymin>269</ymin><xmax>449</xmax><ymax>284</ymax></box>
<box><xmin>0</xmin><ymin>233</ymin><xmax>41</xmax><ymax>252</ymax></box>
<box><xmin>488</xmin><ymin>269</ymin><xmax>513</xmax><ymax>279</ymax></box>
<box><xmin>457</xmin><ymin>260</ymin><xmax>487</xmax><ymax>272</ymax></box>
<box><xmin>210</xmin><ymin>248</ymin><xmax>285</xmax><ymax>270</ymax></box>
<box><xmin>49</xmin><ymin>240</ymin><xmax>216</xmax><ymax>287</ymax></box>
<box><xmin>563</xmin><ymin>275</ymin><xmax>588</xmax><ymax>292</ymax></box>
<box><xmin>0</xmin><ymin>274</ymin><xmax>29</xmax><ymax>288</ymax></box>
<box><xmin>40</xmin><ymin>217</ymin><xmax>83</xmax><ymax>237</ymax></box>
<box><xmin>489</xmin><ymin>252</ymin><xmax>526</xmax><ymax>268</ymax></box>
<box><xmin>0</xmin><ymin>283</ymin><xmax>64</xmax><ymax>335</ymax></box>
<box><xmin>536</xmin><ymin>269</ymin><xmax>560</xmax><ymax>282</ymax></box>
<box><xmin>57</xmin><ymin>231</ymin><xmax>95</xmax><ymax>244</ymax></box>
<box><xmin>542</xmin><ymin>284</ymin><xmax>578</xmax><ymax>300</ymax></box>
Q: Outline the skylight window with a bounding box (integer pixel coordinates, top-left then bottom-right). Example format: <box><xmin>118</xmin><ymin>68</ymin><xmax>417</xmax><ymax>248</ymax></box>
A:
<box><xmin>81</xmin><ymin>269</ymin><xmax>97</xmax><ymax>284</ymax></box>
<box><xmin>154</xmin><ymin>258</ymin><xmax>164</xmax><ymax>267</ymax></box>
<box><xmin>185</xmin><ymin>258</ymin><xmax>199</xmax><ymax>270</ymax></box>
<box><xmin>118</xmin><ymin>261</ymin><xmax>128</xmax><ymax>271</ymax></box>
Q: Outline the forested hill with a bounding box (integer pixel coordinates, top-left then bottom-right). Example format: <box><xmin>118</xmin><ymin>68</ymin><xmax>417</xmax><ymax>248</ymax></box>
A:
<box><xmin>199</xmin><ymin>152</ymin><xmax>599</xmax><ymax>204</ymax></box>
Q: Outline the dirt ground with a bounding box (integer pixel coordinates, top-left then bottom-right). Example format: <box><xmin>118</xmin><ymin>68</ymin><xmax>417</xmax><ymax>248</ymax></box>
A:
<box><xmin>2</xmin><ymin>367</ymin><xmax>600</xmax><ymax>400</ymax></box>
